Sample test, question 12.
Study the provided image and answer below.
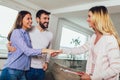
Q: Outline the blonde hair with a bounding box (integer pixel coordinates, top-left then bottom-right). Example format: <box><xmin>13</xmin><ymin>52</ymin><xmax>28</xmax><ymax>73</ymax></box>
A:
<box><xmin>89</xmin><ymin>6</ymin><xmax>120</xmax><ymax>47</ymax></box>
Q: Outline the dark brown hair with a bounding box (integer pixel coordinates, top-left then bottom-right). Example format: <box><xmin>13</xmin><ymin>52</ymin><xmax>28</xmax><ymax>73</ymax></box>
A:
<box><xmin>7</xmin><ymin>10</ymin><xmax>31</xmax><ymax>41</ymax></box>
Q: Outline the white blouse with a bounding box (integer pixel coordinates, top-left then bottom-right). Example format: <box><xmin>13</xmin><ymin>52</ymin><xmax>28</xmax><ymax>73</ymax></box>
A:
<box><xmin>63</xmin><ymin>34</ymin><xmax>120</xmax><ymax>80</ymax></box>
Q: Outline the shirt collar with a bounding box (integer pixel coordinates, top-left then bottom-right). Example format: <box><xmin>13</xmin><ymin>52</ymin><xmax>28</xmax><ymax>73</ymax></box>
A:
<box><xmin>20</xmin><ymin>28</ymin><xmax>27</xmax><ymax>34</ymax></box>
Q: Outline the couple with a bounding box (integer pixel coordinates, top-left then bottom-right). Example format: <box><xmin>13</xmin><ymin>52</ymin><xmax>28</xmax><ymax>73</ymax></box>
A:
<box><xmin>0</xmin><ymin>10</ymin><xmax>60</xmax><ymax>80</ymax></box>
<box><xmin>1</xmin><ymin>5</ymin><xmax>120</xmax><ymax>80</ymax></box>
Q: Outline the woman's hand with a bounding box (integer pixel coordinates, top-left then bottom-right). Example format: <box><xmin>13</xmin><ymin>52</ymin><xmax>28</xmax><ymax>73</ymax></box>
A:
<box><xmin>50</xmin><ymin>50</ymin><xmax>62</xmax><ymax>57</ymax></box>
<box><xmin>79</xmin><ymin>72</ymin><xmax>91</xmax><ymax>80</ymax></box>
<box><xmin>41</xmin><ymin>49</ymin><xmax>62</xmax><ymax>57</ymax></box>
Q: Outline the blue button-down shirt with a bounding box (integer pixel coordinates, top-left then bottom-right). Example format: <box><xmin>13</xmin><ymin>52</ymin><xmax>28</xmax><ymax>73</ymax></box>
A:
<box><xmin>4</xmin><ymin>29</ymin><xmax>41</xmax><ymax>70</ymax></box>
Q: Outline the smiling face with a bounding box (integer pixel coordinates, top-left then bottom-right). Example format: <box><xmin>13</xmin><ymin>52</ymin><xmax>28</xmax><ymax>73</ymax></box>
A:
<box><xmin>87</xmin><ymin>11</ymin><xmax>95</xmax><ymax>29</ymax></box>
<box><xmin>22</xmin><ymin>13</ymin><xmax>32</xmax><ymax>30</ymax></box>
<box><xmin>37</xmin><ymin>13</ymin><xmax>49</xmax><ymax>29</ymax></box>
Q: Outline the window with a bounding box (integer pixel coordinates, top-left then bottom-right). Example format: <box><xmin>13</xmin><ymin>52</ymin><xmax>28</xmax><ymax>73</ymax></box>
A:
<box><xmin>57</xmin><ymin>26</ymin><xmax>88</xmax><ymax>60</ymax></box>
<box><xmin>60</xmin><ymin>27</ymin><xmax>87</xmax><ymax>48</ymax></box>
<box><xmin>0</xmin><ymin>5</ymin><xmax>18</xmax><ymax>58</ymax></box>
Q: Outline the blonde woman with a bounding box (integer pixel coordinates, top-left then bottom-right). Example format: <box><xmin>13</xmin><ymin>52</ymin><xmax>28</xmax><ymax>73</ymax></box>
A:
<box><xmin>61</xmin><ymin>6</ymin><xmax>120</xmax><ymax>80</ymax></box>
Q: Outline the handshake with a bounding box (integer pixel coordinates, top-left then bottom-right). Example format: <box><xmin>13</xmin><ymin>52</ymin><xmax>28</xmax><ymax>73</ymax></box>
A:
<box><xmin>7</xmin><ymin>42</ymin><xmax>62</xmax><ymax>57</ymax></box>
<box><xmin>41</xmin><ymin>48</ymin><xmax>62</xmax><ymax>57</ymax></box>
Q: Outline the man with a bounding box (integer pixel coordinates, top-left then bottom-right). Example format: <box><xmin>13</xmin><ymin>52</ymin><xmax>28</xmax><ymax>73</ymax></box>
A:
<box><xmin>8</xmin><ymin>10</ymin><xmax>53</xmax><ymax>80</ymax></box>
<box><xmin>27</xmin><ymin>10</ymin><xmax>53</xmax><ymax>80</ymax></box>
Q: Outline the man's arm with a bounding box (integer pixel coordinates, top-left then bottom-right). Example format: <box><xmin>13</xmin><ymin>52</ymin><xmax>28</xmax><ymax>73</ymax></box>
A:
<box><xmin>7</xmin><ymin>41</ymin><xmax>16</xmax><ymax>52</ymax></box>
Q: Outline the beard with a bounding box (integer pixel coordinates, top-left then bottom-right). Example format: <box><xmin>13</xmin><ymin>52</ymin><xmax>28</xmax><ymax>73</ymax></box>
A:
<box><xmin>39</xmin><ymin>22</ymin><xmax>49</xmax><ymax>29</ymax></box>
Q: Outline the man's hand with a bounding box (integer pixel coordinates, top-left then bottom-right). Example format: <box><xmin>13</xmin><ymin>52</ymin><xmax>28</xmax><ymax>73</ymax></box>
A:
<box><xmin>7</xmin><ymin>41</ymin><xmax>16</xmax><ymax>52</ymax></box>
<box><xmin>43</xmin><ymin>62</ymin><xmax>48</xmax><ymax>71</ymax></box>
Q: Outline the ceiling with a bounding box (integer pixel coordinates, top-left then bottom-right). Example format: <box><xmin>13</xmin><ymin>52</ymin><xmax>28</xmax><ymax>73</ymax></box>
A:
<box><xmin>1</xmin><ymin>0</ymin><xmax>120</xmax><ymax>31</ymax></box>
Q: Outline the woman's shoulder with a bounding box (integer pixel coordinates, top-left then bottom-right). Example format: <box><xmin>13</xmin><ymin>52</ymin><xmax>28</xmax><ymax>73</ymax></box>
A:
<box><xmin>12</xmin><ymin>29</ymin><xmax>24</xmax><ymax>35</ymax></box>
<box><xmin>103</xmin><ymin>34</ymin><xmax>117</xmax><ymax>42</ymax></box>
<box><xmin>104</xmin><ymin>34</ymin><xmax>115</xmax><ymax>39</ymax></box>
<box><xmin>12</xmin><ymin>29</ymin><xmax>20</xmax><ymax>33</ymax></box>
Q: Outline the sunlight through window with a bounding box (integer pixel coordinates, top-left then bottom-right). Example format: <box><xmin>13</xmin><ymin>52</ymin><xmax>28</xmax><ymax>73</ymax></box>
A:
<box><xmin>57</xmin><ymin>27</ymin><xmax>88</xmax><ymax>60</ymax></box>
<box><xmin>0</xmin><ymin>5</ymin><xmax>18</xmax><ymax>57</ymax></box>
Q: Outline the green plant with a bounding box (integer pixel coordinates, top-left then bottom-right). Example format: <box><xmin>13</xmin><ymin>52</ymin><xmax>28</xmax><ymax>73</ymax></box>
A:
<box><xmin>70</xmin><ymin>37</ymin><xmax>81</xmax><ymax>46</ymax></box>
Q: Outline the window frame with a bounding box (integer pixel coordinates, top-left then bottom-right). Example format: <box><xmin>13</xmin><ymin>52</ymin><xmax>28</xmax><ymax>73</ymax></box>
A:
<box><xmin>54</xmin><ymin>18</ymin><xmax>93</xmax><ymax>60</ymax></box>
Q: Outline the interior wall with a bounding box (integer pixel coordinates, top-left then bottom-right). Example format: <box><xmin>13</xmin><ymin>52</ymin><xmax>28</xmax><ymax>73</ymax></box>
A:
<box><xmin>0</xmin><ymin>0</ymin><xmax>37</xmax><ymax>26</ymax></box>
<box><xmin>111</xmin><ymin>13</ymin><xmax>120</xmax><ymax>36</ymax></box>
<box><xmin>48</xmin><ymin>15</ymin><xmax>59</xmax><ymax>49</ymax></box>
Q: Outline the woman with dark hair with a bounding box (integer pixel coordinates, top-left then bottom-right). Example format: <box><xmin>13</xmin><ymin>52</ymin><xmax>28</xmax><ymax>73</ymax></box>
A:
<box><xmin>0</xmin><ymin>10</ymin><xmax>58</xmax><ymax>80</ymax></box>
<box><xmin>60</xmin><ymin>6</ymin><xmax>120</xmax><ymax>80</ymax></box>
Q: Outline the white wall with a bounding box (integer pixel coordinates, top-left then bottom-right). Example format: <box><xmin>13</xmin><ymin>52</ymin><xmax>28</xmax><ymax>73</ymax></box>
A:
<box><xmin>48</xmin><ymin>15</ymin><xmax>59</xmax><ymax>49</ymax></box>
<box><xmin>0</xmin><ymin>0</ymin><xmax>37</xmax><ymax>26</ymax></box>
<box><xmin>111</xmin><ymin>13</ymin><xmax>120</xmax><ymax>36</ymax></box>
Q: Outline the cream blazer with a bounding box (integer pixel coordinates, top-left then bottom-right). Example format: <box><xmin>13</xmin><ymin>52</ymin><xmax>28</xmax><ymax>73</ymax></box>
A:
<box><xmin>63</xmin><ymin>34</ymin><xmax>120</xmax><ymax>80</ymax></box>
